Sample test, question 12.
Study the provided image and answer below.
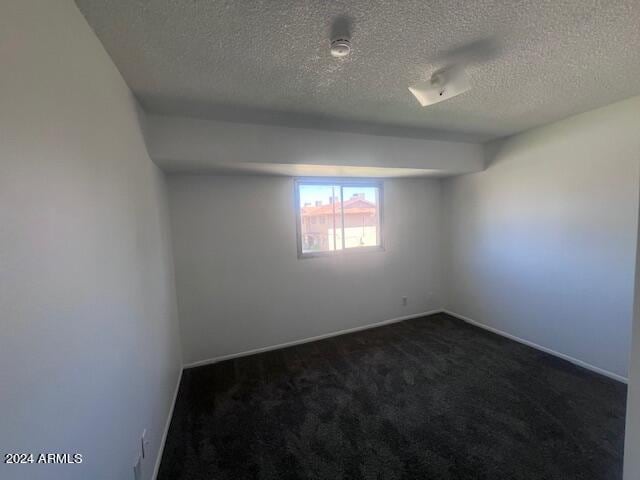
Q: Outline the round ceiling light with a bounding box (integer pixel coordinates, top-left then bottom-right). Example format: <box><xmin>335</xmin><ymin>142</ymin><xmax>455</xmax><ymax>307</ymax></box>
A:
<box><xmin>330</xmin><ymin>38</ymin><xmax>351</xmax><ymax>58</ymax></box>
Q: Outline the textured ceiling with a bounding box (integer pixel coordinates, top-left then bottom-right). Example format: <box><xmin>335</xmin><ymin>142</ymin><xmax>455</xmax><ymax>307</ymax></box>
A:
<box><xmin>75</xmin><ymin>0</ymin><xmax>640</xmax><ymax>142</ymax></box>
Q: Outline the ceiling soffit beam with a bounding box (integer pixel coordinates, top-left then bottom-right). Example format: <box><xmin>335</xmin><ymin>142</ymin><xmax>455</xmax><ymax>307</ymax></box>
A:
<box><xmin>145</xmin><ymin>115</ymin><xmax>484</xmax><ymax>176</ymax></box>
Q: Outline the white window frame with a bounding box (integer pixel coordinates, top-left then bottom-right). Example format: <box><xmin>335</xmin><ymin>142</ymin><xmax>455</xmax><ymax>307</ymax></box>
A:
<box><xmin>294</xmin><ymin>178</ymin><xmax>385</xmax><ymax>259</ymax></box>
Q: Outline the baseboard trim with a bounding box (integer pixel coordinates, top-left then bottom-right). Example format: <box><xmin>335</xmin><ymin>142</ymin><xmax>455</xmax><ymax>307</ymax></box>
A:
<box><xmin>443</xmin><ymin>310</ymin><xmax>628</xmax><ymax>384</ymax></box>
<box><xmin>152</xmin><ymin>367</ymin><xmax>183</xmax><ymax>480</ymax></box>
<box><xmin>183</xmin><ymin>309</ymin><xmax>443</xmax><ymax>369</ymax></box>
<box><xmin>156</xmin><ymin>308</ymin><xmax>625</xmax><ymax>476</ymax></box>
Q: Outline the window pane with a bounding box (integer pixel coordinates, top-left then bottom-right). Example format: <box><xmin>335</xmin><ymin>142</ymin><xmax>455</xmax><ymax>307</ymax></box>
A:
<box><xmin>341</xmin><ymin>186</ymin><xmax>380</xmax><ymax>249</ymax></box>
<box><xmin>299</xmin><ymin>184</ymin><xmax>343</xmax><ymax>253</ymax></box>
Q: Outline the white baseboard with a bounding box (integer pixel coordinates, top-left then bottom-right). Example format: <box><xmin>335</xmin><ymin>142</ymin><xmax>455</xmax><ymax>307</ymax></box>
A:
<box><xmin>154</xmin><ymin>308</ymin><xmax>625</xmax><ymax>477</ymax></box>
<box><xmin>152</xmin><ymin>367</ymin><xmax>183</xmax><ymax>480</ymax></box>
<box><xmin>443</xmin><ymin>309</ymin><xmax>628</xmax><ymax>384</ymax></box>
<box><xmin>183</xmin><ymin>309</ymin><xmax>443</xmax><ymax>369</ymax></box>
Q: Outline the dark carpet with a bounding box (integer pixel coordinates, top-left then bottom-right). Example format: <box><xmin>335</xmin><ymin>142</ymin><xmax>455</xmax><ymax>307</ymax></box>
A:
<box><xmin>158</xmin><ymin>313</ymin><xmax>627</xmax><ymax>480</ymax></box>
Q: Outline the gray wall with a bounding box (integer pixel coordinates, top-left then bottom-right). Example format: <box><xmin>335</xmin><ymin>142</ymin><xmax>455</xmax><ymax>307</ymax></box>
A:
<box><xmin>168</xmin><ymin>175</ymin><xmax>443</xmax><ymax>365</ymax></box>
<box><xmin>0</xmin><ymin>2</ymin><xmax>182</xmax><ymax>479</ymax></box>
<box><xmin>442</xmin><ymin>96</ymin><xmax>640</xmax><ymax>379</ymax></box>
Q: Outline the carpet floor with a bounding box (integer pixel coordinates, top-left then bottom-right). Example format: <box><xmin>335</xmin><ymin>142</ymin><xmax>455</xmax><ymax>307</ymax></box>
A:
<box><xmin>157</xmin><ymin>313</ymin><xmax>627</xmax><ymax>480</ymax></box>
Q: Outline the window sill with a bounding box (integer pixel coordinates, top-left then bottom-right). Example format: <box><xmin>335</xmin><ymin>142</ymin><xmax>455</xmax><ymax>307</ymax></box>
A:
<box><xmin>298</xmin><ymin>245</ymin><xmax>385</xmax><ymax>259</ymax></box>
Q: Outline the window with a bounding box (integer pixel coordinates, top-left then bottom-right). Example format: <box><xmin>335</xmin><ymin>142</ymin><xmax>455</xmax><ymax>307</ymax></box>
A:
<box><xmin>295</xmin><ymin>179</ymin><xmax>383</xmax><ymax>257</ymax></box>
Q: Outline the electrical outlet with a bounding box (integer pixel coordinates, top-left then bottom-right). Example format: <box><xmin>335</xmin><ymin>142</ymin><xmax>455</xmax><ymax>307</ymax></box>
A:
<box><xmin>402</xmin><ymin>296</ymin><xmax>408</xmax><ymax>306</ymax></box>
<box><xmin>133</xmin><ymin>454</ymin><xmax>142</xmax><ymax>480</ymax></box>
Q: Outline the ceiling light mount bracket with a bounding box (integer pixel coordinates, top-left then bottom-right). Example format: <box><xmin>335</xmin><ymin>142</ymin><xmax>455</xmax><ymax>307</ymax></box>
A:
<box><xmin>409</xmin><ymin>66</ymin><xmax>471</xmax><ymax>107</ymax></box>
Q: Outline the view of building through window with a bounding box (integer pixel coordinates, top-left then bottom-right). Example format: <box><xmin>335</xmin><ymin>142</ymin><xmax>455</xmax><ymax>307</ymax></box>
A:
<box><xmin>297</xmin><ymin>182</ymin><xmax>381</xmax><ymax>255</ymax></box>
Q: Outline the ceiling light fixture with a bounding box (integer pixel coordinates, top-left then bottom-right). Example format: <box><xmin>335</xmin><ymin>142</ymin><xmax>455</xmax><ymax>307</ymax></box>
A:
<box><xmin>409</xmin><ymin>65</ymin><xmax>471</xmax><ymax>107</ymax></box>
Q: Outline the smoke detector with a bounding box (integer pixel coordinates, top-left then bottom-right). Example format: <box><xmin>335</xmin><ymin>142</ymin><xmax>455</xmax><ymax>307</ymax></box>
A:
<box><xmin>330</xmin><ymin>37</ymin><xmax>351</xmax><ymax>58</ymax></box>
<box><xmin>409</xmin><ymin>65</ymin><xmax>471</xmax><ymax>107</ymax></box>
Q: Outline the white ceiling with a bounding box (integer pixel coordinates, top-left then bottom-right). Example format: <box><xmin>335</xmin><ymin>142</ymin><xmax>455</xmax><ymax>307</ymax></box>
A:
<box><xmin>75</xmin><ymin>0</ymin><xmax>640</xmax><ymax>142</ymax></box>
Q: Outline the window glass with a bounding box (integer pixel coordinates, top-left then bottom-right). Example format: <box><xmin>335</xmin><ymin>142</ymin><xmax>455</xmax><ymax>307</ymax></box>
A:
<box><xmin>342</xmin><ymin>186</ymin><xmax>380</xmax><ymax>249</ymax></box>
<box><xmin>296</xmin><ymin>181</ymin><xmax>382</xmax><ymax>257</ymax></box>
<box><xmin>299</xmin><ymin>184</ymin><xmax>343</xmax><ymax>254</ymax></box>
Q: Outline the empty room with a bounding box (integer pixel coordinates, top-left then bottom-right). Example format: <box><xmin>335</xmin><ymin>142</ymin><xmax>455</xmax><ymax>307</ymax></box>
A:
<box><xmin>3</xmin><ymin>1</ymin><xmax>640</xmax><ymax>479</ymax></box>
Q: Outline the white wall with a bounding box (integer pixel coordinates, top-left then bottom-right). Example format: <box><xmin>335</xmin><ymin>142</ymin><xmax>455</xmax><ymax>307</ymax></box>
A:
<box><xmin>442</xmin><ymin>96</ymin><xmax>640</xmax><ymax>379</ymax></box>
<box><xmin>0</xmin><ymin>2</ymin><xmax>181</xmax><ymax>479</ymax></box>
<box><xmin>168</xmin><ymin>175</ymin><xmax>443</xmax><ymax>365</ymax></box>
